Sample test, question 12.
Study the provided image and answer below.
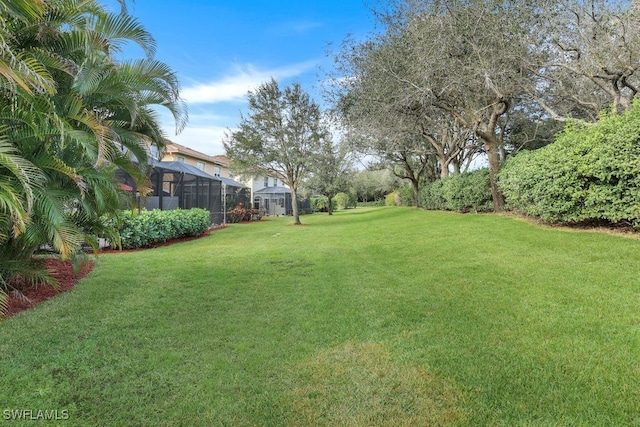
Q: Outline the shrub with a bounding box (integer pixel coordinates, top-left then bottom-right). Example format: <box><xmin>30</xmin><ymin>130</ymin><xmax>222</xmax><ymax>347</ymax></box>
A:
<box><xmin>109</xmin><ymin>208</ymin><xmax>210</xmax><ymax>249</ymax></box>
<box><xmin>357</xmin><ymin>200</ymin><xmax>385</xmax><ymax>207</ymax></box>
<box><xmin>499</xmin><ymin>104</ymin><xmax>640</xmax><ymax>226</ymax></box>
<box><xmin>310</xmin><ymin>196</ymin><xmax>336</xmax><ymax>212</ymax></box>
<box><xmin>385</xmin><ymin>192</ymin><xmax>397</xmax><ymax>206</ymax></box>
<box><xmin>227</xmin><ymin>206</ymin><xmax>262</xmax><ymax>223</ymax></box>
<box><xmin>420</xmin><ymin>179</ymin><xmax>447</xmax><ymax>210</ymax></box>
<box><xmin>420</xmin><ymin>169</ymin><xmax>493</xmax><ymax>212</ymax></box>
<box><xmin>334</xmin><ymin>192</ymin><xmax>353</xmax><ymax>210</ymax></box>
<box><xmin>395</xmin><ymin>185</ymin><xmax>416</xmax><ymax>206</ymax></box>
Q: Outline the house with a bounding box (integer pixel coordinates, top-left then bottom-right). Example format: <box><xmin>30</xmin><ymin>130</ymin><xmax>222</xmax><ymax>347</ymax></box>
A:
<box><xmin>117</xmin><ymin>143</ymin><xmax>251</xmax><ymax>225</ymax></box>
<box><xmin>160</xmin><ymin>144</ymin><xmax>309</xmax><ymax>217</ymax></box>
<box><xmin>162</xmin><ymin>142</ymin><xmax>231</xmax><ymax>178</ymax></box>
<box><xmin>236</xmin><ymin>174</ymin><xmax>311</xmax><ymax>216</ymax></box>
<box><xmin>246</xmin><ymin>175</ymin><xmax>292</xmax><ymax>216</ymax></box>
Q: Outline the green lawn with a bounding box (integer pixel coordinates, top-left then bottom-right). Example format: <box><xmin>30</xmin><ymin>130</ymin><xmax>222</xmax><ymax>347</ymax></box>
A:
<box><xmin>1</xmin><ymin>207</ymin><xmax>640</xmax><ymax>426</ymax></box>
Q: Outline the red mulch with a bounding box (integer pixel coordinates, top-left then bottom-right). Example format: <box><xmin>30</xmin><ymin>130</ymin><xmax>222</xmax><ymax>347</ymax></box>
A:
<box><xmin>3</xmin><ymin>226</ymin><xmax>226</xmax><ymax>318</ymax></box>
<box><xmin>4</xmin><ymin>258</ymin><xmax>94</xmax><ymax>318</ymax></box>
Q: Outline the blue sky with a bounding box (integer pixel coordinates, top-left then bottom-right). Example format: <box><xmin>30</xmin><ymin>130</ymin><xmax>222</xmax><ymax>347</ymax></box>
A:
<box><xmin>104</xmin><ymin>0</ymin><xmax>377</xmax><ymax>156</ymax></box>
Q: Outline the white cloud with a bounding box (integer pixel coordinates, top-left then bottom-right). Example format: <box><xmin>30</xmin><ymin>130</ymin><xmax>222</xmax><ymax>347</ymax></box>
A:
<box><xmin>181</xmin><ymin>61</ymin><xmax>319</xmax><ymax>104</ymax></box>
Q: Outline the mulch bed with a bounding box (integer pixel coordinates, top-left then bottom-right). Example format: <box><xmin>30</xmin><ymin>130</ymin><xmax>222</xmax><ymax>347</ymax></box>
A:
<box><xmin>3</xmin><ymin>226</ymin><xmax>226</xmax><ymax>318</ymax></box>
<box><xmin>4</xmin><ymin>258</ymin><xmax>94</xmax><ymax>318</ymax></box>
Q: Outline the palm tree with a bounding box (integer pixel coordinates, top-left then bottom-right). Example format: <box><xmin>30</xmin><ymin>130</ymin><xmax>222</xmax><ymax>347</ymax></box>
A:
<box><xmin>0</xmin><ymin>0</ymin><xmax>188</xmax><ymax>316</ymax></box>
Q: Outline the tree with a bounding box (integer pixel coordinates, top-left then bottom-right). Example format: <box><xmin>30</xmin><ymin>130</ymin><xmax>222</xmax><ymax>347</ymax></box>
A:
<box><xmin>332</xmin><ymin>0</ymin><xmax>540</xmax><ymax>211</ymax></box>
<box><xmin>531</xmin><ymin>0</ymin><xmax>640</xmax><ymax>120</ymax></box>
<box><xmin>224</xmin><ymin>79</ymin><xmax>330</xmax><ymax>225</ymax></box>
<box><xmin>0</xmin><ymin>0</ymin><xmax>187</xmax><ymax>314</ymax></box>
<box><xmin>305</xmin><ymin>138</ymin><xmax>353</xmax><ymax>215</ymax></box>
<box><xmin>349</xmin><ymin>168</ymin><xmax>401</xmax><ymax>203</ymax></box>
<box><xmin>330</xmin><ymin>33</ymin><xmax>445</xmax><ymax>207</ymax></box>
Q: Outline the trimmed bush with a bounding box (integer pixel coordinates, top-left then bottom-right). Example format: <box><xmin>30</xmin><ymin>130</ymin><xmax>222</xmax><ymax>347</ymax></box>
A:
<box><xmin>420</xmin><ymin>169</ymin><xmax>493</xmax><ymax>212</ymax></box>
<box><xmin>499</xmin><ymin>104</ymin><xmax>640</xmax><ymax>226</ymax></box>
<box><xmin>109</xmin><ymin>208</ymin><xmax>210</xmax><ymax>249</ymax></box>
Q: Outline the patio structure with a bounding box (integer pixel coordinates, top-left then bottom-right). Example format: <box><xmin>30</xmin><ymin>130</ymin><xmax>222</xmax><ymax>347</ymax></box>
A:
<box><xmin>146</xmin><ymin>161</ymin><xmax>223</xmax><ymax>224</ymax></box>
<box><xmin>252</xmin><ymin>186</ymin><xmax>311</xmax><ymax>216</ymax></box>
<box><xmin>117</xmin><ymin>160</ymin><xmax>251</xmax><ymax>225</ymax></box>
<box><xmin>253</xmin><ymin>186</ymin><xmax>292</xmax><ymax>216</ymax></box>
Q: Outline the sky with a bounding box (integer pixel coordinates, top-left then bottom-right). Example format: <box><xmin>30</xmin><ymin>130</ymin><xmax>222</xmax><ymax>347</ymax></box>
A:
<box><xmin>103</xmin><ymin>0</ymin><xmax>379</xmax><ymax>156</ymax></box>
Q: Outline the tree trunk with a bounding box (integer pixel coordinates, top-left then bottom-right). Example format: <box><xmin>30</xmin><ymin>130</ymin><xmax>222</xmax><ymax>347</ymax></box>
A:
<box><xmin>291</xmin><ymin>187</ymin><xmax>301</xmax><ymax>224</ymax></box>
<box><xmin>411</xmin><ymin>178</ymin><xmax>420</xmax><ymax>208</ymax></box>
<box><xmin>327</xmin><ymin>195</ymin><xmax>334</xmax><ymax>215</ymax></box>
<box><xmin>485</xmin><ymin>140</ymin><xmax>505</xmax><ymax>212</ymax></box>
<box><xmin>437</xmin><ymin>148</ymin><xmax>449</xmax><ymax>179</ymax></box>
<box><xmin>451</xmin><ymin>160</ymin><xmax>461</xmax><ymax>175</ymax></box>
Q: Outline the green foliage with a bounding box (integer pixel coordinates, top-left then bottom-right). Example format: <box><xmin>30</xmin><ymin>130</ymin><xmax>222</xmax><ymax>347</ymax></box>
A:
<box><xmin>109</xmin><ymin>209</ymin><xmax>210</xmax><ymax>249</ymax></box>
<box><xmin>311</xmin><ymin>196</ymin><xmax>335</xmax><ymax>212</ymax></box>
<box><xmin>336</xmin><ymin>195</ymin><xmax>348</xmax><ymax>209</ymax></box>
<box><xmin>349</xmin><ymin>169</ymin><xmax>401</xmax><ymax>204</ymax></box>
<box><xmin>224</xmin><ymin>79</ymin><xmax>329</xmax><ymax>225</ymax></box>
<box><xmin>420</xmin><ymin>169</ymin><xmax>493</xmax><ymax>212</ymax></box>
<box><xmin>357</xmin><ymin>200</ymin><xmax>386</xmax><ymax>207</ymax></box>
<box><xmin>0</xmin><ymin>0</ymin><xmax>186</xmax><ymax>314</ymax></box>
<box><xmin>334</xmin><ymin>192</ymin><xmax>356</xmax><ymax>209</ymax></box>
<box><xmin>395</xmin><ymin>185</ymin><xmax>417</xmax><ymax>207</ymax></box>
<box><xmin>385</xmin><ymin>192</ymin><xmax>397</xmax><ymax>206</ymax></box>
<box><xmin>499</xmin><ymin>103</ymin><xmax>640</xmax><ymax>226</ymax></box>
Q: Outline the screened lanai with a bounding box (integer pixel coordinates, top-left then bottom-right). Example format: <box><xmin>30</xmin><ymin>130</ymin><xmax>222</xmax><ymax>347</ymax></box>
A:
<box><xmin>145</xmin><ymin>161</ymin><xmax>223</xmax><ymax>224</ymax></box>
<box><xmin>219</xmin><ymin>176</ymin><xmax>251</xmax><ymax>215</ymax></box>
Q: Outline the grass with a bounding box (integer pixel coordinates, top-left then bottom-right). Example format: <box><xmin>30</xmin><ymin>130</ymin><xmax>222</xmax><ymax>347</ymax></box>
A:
<box><xmin>1</xmin><ymin>207</ymin><xmax>640</xmax><ymax>426</ymax></box>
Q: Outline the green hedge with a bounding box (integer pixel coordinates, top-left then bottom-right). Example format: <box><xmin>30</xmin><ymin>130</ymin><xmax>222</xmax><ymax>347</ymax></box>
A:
<box><xmin>498</xmin><ymin>104</ymin><xmax>640</xmax><ymax>226</ymax></box>
<box><xmin>420</xmin><ymin>169</ymin><xmax>493</xmax><ymax>212</ymax></box>
<box><xmin>110</xmin><ymin>208</ymin><xmax>211</xmax><ymax>249</ymax></box>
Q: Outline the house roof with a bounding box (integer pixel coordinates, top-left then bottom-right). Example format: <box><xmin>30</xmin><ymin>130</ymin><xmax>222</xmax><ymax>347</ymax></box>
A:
<box><xmin>210</xmin><ymin>154</ymin><xmax>230</xmax><ymax>166</ymax></box>
<box><xmin>219</xmin><ymin>176</ymin><xmax>246</xmax><ymax>188</ymax></box>
<box><xmin>165</xmin><ymin>142</ymin><xmax>226</xmax><ymax>166</ymax></box>
<box><xmin>151</xmin><ymin>160</ymin><xmax>221</xmax><ymax>181</ymax></box>
<box><xmin>255</xmin><ymin>186</ymin><xmax>291</xmax><ymax>194</ymax></box>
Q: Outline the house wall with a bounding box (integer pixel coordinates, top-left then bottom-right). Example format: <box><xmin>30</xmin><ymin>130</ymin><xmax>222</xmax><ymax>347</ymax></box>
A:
<box><xmin>161</xmin><ymin>144</ymin><xmax>231</xmax><ymax>178</ymax></box>
<box><xmin>253</xmin><ymin>194</ymin><xmax>288</xmax><ymax>216</ymax></box>
<box><xmin>246</xmin><ymin>175</ymin><xmax>287</xmax><ymax>193</ymax></box>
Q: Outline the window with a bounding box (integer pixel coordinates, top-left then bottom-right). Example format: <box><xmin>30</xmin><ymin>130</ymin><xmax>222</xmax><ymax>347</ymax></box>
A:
<box><xmin>263</xmin><ymin>177</ymin><xmax>269</xmax><ymax>188</ymax></box>
<box><xmin>213</xmin><ymin>166</ymin><xmax>221</xmax><ymax>177</ymax></box>
<box><xmin>196</xmin><ymin>161</ymin><xmax>205</xmax><ymax>171</ymax></box>
<box><xmin>273</xmin><ymin>178</ymin><xmax>277</xmax><ymax>187</ymax></box>
<box><xmin>176</xmin><ymin>156</ymin><xmax>185</xmax><ymax>163</ymax></box>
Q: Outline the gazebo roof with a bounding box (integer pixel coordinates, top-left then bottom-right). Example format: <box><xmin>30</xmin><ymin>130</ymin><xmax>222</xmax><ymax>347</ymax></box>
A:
<box><xmin>255</xmin><ymin>186</ymin><xmax>291</xmax><ymax>194</ymax></box>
